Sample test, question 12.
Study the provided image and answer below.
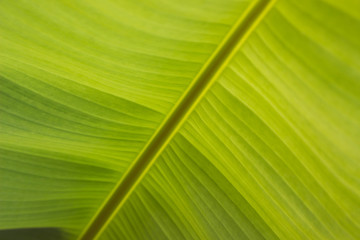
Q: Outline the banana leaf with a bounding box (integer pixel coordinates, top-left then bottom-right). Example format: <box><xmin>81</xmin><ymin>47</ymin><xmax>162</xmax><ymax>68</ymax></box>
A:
<box><xmin>0</xmin><ymin>0</ymin><xmax>359</xmax><ymax>239</ymax></box>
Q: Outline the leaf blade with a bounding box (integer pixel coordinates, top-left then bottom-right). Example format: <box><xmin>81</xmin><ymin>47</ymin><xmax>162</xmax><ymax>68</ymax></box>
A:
<box><xmin>97</xmin><ymin>0</ymin><xmax>360</xmax><ymax>239</ymax></box>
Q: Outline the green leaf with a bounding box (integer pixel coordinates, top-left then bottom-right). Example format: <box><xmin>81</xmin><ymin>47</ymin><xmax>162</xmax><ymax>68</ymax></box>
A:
<box><xmin>1</xmin><ymin>0</ymin><xmax>359</xmax><ymax>239</ymax></box>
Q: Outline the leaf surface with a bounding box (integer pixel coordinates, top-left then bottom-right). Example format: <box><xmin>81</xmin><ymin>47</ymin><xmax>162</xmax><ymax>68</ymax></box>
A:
<box><xmin>0</xmin><ymin>0</ymin><xmax>359</xmax><ymax>239</ymax></box>
<box><xmin>98</xmin><ymin>0</ymin><xmax>360</xmax><ymax>239</ymax></box>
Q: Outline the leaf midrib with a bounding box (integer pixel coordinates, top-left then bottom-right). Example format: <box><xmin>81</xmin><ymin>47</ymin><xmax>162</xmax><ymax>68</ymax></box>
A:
<box><xmin>79</xmin><ymin>0</ymin><xmax>277</xmax><ymax>239</ymax></box>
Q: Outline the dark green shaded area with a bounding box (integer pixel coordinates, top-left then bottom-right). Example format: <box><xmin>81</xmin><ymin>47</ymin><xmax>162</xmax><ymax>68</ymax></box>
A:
<box><xmin>0</xmin><ymin>228</ymin><xmax>64</xmax><ymax>240</ymax></box>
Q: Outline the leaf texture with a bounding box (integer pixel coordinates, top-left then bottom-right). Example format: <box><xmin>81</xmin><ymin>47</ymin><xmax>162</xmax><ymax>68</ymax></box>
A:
<box><xmin>98</xmin><ymin>0</ymin><xmax>360</xmax><ymax>239</ymax></box>
<box><xmin>0</xmin><ymin>0</ymin><xmax>359</xmax><ymax>239</ymax></box>
<box><xmin>0</xmin><ymin>0</ymin><xmax>251</xmax><ymax>238</ymax></box>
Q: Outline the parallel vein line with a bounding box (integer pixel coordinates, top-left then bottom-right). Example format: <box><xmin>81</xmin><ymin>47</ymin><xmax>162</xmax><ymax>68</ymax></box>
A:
<box><xmin>79</xmin><ymin>0</ymin><xmax>277</xmax><ymax>239</ymax></box>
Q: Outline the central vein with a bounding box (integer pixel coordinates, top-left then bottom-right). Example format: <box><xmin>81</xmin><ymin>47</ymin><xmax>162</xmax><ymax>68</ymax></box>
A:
<box><xmin>79</xmin><ymin>0</ymin><xmax>277</xmax><ymax>239</ymax></box>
